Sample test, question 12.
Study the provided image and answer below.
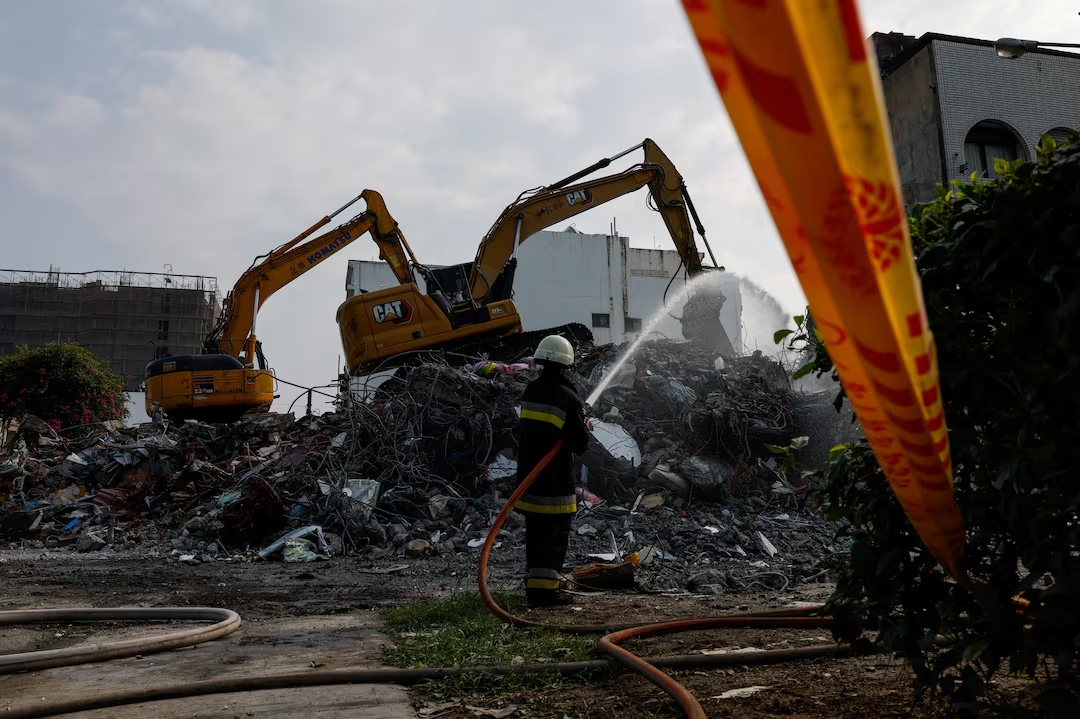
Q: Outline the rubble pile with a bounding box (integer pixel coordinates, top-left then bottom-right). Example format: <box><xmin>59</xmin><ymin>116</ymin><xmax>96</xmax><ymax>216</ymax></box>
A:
<box><xmin>575</xmin><ymin>341</ymin><xmax>802</xmax><ymax>501</ymax></box>
<box><xmin>0</xmin><ymin>338</ymin><xmax>845</xmax><ymax>591</ymax></box>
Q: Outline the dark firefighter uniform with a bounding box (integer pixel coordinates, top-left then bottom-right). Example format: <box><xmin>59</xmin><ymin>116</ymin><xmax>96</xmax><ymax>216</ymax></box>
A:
<box><xmin>514</xmin><ymin>370</ymin><xmax>590</xmax><ymax>606</ymax></box>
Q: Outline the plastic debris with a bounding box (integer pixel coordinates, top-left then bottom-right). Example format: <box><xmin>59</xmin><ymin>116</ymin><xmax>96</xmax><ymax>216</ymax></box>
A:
<box><xmin>714</xmin><ymin>686</ymin><xmax>770</xmax><ymax>699</ymax></box>
<box><xmin>258</xmin><ymin>525</ymin><xmax>331</xmax><ymax>560</ymax></box>
<box><xmin>638</xmin><ymin>492</ymin><xmax>664</xmax><ymax>510</ymax></box>
<box><xmin>283</xmin><ymin>537</ymin><xmax>329</xmax><ymax>563</ymax></box>
<box><xmin>344</xmin><ymin>478</ymin><xmax>379</xmax><ymax>517</ymax></box>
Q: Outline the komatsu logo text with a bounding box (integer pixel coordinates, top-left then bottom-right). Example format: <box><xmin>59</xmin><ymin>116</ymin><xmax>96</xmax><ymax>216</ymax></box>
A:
<box><xmin>373</xmin><ymin>300</ymin><xmax>414</xmax><ymax>325</ymax></box>
<box><xmin>306</xmin><ymin>231</ymin><xmax>350</xmax><ymax>265</ymax></box>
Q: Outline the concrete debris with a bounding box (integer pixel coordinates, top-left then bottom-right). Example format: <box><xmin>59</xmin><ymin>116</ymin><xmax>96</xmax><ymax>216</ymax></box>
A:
<box><xmin>75</xmin><ymin>533</ymin><xmax>106</xmax><ymax>553</ymax></box>
<box><xmin>589</xmin><ymin>420</ymin><xmax>641</xmax><ymax>466</ymax></box>
<box><xmin>486</xmin><ymin>454</ymin><xmax>517</xmax><ymax>480</ymax></box>
<box><xmin>758</xmin><ymin>531</ymin><xmax>778</xmax><ymax>557</ymax></box>
<box><xmin>0</xmin><ymin>335</ymin><xmax>844</xmax><ymax>590</ymax></box>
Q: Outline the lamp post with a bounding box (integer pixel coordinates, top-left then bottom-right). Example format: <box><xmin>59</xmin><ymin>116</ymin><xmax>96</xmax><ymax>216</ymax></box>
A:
<box><xmin>994</xmin><ymin>38</ymin><xmax>1080</xmax><ymax>59</ymax></box>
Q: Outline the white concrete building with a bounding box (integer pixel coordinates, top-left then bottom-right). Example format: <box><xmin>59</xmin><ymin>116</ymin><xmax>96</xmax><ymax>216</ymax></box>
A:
<box><xmin>873</xmin><ymin>32</ymin><xmax>1080</xmax><ymax>207</ymax></box>
<box><xmin>344</xmin><ymin>228</ymin><xmax>743</xmax><ymax>349</ymax></box>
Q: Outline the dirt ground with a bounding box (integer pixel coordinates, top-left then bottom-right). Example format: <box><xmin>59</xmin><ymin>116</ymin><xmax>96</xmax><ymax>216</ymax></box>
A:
<box><xmin>1</xmin><ymin>551</ymin><xmax>956</xmax><ymax>718</ymax></box>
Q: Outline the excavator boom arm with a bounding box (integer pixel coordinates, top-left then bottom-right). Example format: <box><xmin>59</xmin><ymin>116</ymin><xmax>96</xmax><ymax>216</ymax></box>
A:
<box><xmin>213</xmin><ymin>189</ymin><xmax>409</xmax><ymax>358</ymax></box>
<box><xmin>468</xmin><ymin>138</ymin><xmax>714</xmax><ymax>301</ymax></box>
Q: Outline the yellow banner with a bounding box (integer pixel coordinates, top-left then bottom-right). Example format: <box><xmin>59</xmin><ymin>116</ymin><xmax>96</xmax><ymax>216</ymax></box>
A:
<box><xmin>680</xmin><ymin>0</ymin><xmax>964</xmax><ymax>575</ymax></box>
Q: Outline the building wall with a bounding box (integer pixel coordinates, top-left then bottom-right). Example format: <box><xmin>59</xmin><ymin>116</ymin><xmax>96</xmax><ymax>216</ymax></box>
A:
<box><xmin>878</xmin><ymin>44</ymin><xmax>945</xmax><ymax>206</ymax></box>
<box><xmin>0</xmin><ymin>271</ymin><xmax>218</xmax><ymax>391</ymax></box>
<box><xmin>931</xmin><ymin>40</ymin><xmax>1080</xmax><ymax>183</ymax></box>
<box><xmin>512</xmin><ymin>231</ymin><xmax>623</xmax><ymax>345</ymax></box>
<box><xmin>343</xmin><ymin>229</ymin><xmax>742</xmax><ymax>352</ymax></box>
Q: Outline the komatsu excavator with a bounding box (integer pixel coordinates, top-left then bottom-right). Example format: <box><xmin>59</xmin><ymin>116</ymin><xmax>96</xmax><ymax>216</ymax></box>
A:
<box><xmin>336</xmin><ymin>137</ymin><xmax>734</xmax><ymax>377</ymax></box>
<box><xmin>143</xmin><ymin>190</ymin><xmax>412</xmax><ymax>422</ymax></box>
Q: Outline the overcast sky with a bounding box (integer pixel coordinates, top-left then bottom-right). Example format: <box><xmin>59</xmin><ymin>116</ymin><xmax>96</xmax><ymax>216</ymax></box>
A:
<box><xmin>0</xmin><ymin>1</ymin><xmax>1071</xmax><ymax>413</ymax></box>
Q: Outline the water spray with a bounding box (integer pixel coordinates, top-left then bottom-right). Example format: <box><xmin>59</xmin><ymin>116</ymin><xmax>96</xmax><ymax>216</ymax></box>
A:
<box><xmin>586</xmin><ymin>272</ymin><xmax>724</xmax><ymax>407</ymax></box>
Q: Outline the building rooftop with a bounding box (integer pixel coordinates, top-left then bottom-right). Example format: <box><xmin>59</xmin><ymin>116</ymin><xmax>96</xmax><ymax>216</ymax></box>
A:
<box><xmin>872</xmin><ymin>31</ymin><xmax>1080</xmax><ymax>77</ymax></box>
<box><xmin>0</xmin><ymin>268</ymin><xmax>218</xmax><ymax>295</ymax></box>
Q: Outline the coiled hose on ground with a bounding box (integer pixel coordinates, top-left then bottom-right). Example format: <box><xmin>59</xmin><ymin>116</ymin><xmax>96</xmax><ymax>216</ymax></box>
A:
<box><xmin>2</xmin><ymin>440</ymin><xmax>854</xmax><ymax>719</ymax></box>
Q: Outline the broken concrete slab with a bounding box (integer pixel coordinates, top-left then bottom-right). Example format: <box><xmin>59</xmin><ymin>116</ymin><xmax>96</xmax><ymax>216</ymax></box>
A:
<box><xmin>589</xmin><ymin>420</ymin><xmax>641</xmax><ymax>466</ymax></box>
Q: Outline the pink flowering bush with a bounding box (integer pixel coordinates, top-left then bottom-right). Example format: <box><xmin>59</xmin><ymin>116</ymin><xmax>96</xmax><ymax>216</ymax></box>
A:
<box><xmin>0</xmin><ymin>343</ymin><xmax>129</xmax><ymax>428</ymax></box>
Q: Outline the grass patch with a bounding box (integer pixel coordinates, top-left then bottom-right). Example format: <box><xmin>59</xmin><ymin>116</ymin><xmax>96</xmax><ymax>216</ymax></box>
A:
<box><xmin>380</xmin><ymin>592</ymin><xmax>604</xmax><ymax>698</ymax></box>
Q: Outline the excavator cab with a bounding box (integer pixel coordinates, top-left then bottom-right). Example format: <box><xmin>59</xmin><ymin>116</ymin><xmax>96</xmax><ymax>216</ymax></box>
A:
<box><xmin>144</xmin><ymin>354</ymin><xmax>275</xmax><ymax>422</ymax></box>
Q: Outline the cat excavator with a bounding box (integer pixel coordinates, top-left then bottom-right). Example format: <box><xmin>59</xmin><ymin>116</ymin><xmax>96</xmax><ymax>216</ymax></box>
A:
<box><xmin>336</xmin><ymin>137</ymin><xmax>734</xmax><ymax>377</ymax></box>
<box><xmin>146</xmin><ymin>138</ymin><xmax>731</xmax><ymax>422</ymax></box>
<box><xmin>143</xmin><ymin>190</ymin><xmax>412</xmax><ymax>422</ymax></box>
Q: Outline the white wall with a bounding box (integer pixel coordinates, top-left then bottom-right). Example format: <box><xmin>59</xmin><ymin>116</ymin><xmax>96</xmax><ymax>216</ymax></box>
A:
<box><xmin>343</xmin><ymin>228</ymin><xmax>742</xmax><ymax>350</ymax></box>
<box><xmin>512</xmin><ymin>230</ymin><xmax>621</xmax><ymax>345</ymax></box>
<box><xmin>932</xmin><ymin>40</ymin><xmax>1080</xmax><ymax>183</ymax></box>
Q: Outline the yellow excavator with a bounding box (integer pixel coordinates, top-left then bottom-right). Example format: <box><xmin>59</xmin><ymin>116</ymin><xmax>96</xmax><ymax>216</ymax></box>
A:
<box><xmin>147</xmin><ymin>138</ymin><xmax>730</xmax><ymax>421</ymax></box>
<box><xmin>144</xmin><ymin>191</ymin><xmax>412</xmax><ymax>422</ymax></box>
<box><xmin>336</xmin><ymin>137</ymin><xmax>734</xmax><ymax>377</ymax></box>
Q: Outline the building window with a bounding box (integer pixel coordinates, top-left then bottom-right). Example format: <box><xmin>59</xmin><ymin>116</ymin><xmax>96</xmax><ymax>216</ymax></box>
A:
<box><xmin>1046</xmin><ymin>127</ymin><xmax>1078</xmax><ymax>145</ymax></box>
<box><xmin>624</xmin><ymin>317</ymin><xmax>641</xmax><ymax>333</ymax></box>
<box><xmin>591</xmin><ymin>313</ymin><xmax>610</xmax><ymax>328</ymax></box>
<box><xmin>963</xmin><ymin>121</ymin><xmax>1023</xmax><ymax>179</ymax></box>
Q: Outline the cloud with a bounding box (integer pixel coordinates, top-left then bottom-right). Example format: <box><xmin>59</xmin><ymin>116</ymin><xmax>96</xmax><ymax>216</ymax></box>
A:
<box><xmin>1</xmin><ymin>0</ymin><xmax>1066</xmax><ymax>411</ymax></box>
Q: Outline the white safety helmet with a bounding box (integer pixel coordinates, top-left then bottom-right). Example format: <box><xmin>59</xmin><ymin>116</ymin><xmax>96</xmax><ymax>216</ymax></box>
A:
<box><xmin>534</xmin><ymin>335</ymin><xmax>574</xmax><ymax>367</ymax></box>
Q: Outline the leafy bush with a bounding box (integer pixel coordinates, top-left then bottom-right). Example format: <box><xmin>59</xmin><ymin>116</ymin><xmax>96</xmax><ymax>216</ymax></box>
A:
<box><xmin>801</xmin><ymin>136</ymin><xmax>1080</xmax><ymax>715</ymax></box>
<box><xmin>0</xmin><ymin>343</ymin><xmax>129</xmax><ymax>430</ymax></box>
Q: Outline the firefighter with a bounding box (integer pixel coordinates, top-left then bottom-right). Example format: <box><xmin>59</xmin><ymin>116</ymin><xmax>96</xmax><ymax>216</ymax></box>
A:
<box><xmin>515</xmin><ymin>335</ymin><xmax>590</xmax><ymax>608</ymax></box>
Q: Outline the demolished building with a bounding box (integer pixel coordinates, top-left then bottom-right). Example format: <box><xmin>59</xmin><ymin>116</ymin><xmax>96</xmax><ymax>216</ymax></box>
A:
<box><xmin>0</xmin><ymin>332</ymin><xmax>856</xmax><ymax>593</ymax></box>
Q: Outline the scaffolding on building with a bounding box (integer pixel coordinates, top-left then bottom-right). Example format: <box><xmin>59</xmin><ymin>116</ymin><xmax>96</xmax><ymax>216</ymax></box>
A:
<box><xmin>0</xmin><ymin>268</ymin><xmax>220</xmax><ymax>391</ymax></box>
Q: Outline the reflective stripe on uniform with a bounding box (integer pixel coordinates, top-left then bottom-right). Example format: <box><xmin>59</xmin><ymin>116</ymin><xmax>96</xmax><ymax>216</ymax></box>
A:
<box><xmin>517</xmin><ymin>492</ymin><xmax>577</xmax><ymax>514</ymax></box>
<box><xmin>526</xmin><ymin>577</ymin><xmax>560</xmax><ymax>590</ymax></box>
<box><xmin>526</xmin><ymin>568</ymin><xmax>561</xmax><ymax>590</ymax></box>
<box><xmin>520</xmin><ymin>401</ymin><xmax>567</xmax><ymax>429</ymax></box>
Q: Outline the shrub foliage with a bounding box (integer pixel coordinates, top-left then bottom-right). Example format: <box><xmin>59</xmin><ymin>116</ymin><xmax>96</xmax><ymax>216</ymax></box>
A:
<box><xmin>0</xmin><ymin>342</ymin><xmax>129</xmax><ymax>430</ymax></box>
<box><xmin>798</xmin><ymin>136</ymin><xmax>1080</xmax><ymax>715</ymax></box>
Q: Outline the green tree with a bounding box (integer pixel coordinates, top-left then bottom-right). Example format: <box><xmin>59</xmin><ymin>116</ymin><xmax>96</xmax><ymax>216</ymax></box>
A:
<box><xmin>0</xmin><ymin>342</ymin><xmax>130</xmax><ymax>430</ymax></box>
<box><xmin>801</xmin><ymin>135</ymin><xmax>1080</xmax><ymax>715</ymax></box>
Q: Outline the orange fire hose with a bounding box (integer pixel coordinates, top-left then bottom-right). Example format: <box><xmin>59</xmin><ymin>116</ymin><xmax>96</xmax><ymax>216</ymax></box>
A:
<box><xmin>478</xmin><ymin>437</ymin><xmax>846</xmax><ymax>718</ymax></box>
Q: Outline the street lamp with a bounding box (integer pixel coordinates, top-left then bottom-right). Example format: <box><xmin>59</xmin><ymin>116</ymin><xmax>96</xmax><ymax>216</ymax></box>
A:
<box><xmin>994</xmin><ymin>38</ymin><xmax>1080</xmax><ymax>59</ymax></box>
